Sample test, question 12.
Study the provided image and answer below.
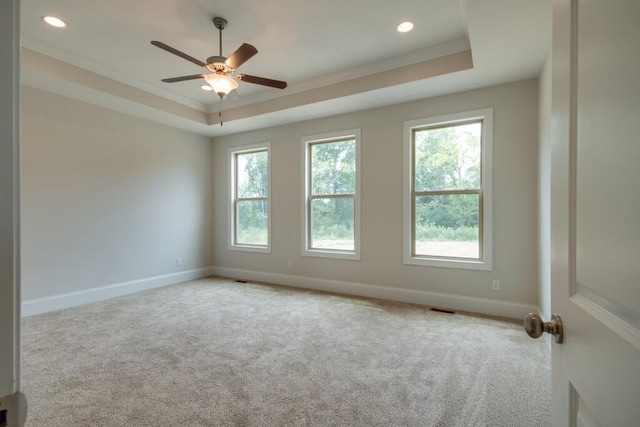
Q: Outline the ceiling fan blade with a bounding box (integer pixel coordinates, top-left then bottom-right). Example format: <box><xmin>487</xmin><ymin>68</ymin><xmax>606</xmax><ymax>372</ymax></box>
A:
<box><xmin>151</xmin><ymin>41</ymin><xmax>206</xmax><ymax>67</ymax></box>
<box><xmin>225</xmin><ymin>43</ymin><xmax>258</xmax><ymax>69</ymax></box>
<box><xmin>238</xmin><ymin>74</ymin><xmax>287</xmax><ymax>89</ymax></box>
<box><xmin>161</xmin><ymin>74</ymin><xmax>206</xmax><ymax>83</ymax></box>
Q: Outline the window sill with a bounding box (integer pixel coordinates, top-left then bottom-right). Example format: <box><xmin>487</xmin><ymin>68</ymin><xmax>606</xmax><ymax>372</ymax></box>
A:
<box><xmin>302</xmin><ymin>249</ymin><xmax>360</xmax><ymax>261</ymax></box>
<box><xmin>228</xmin><ymin>245</ymin><xmax>271</xmax><ymax>254</ymax></box>
<box><xmin>403</xmin><ymin>255</ymin><xmax>492</xmax><ymax>271</ymax></box>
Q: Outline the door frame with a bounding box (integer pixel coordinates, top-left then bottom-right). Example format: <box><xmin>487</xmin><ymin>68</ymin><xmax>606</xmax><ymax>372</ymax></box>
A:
<box><xmin>0</xmin><ymin>0</ymin><xmax>22</xmax><ymax>424</ymax></box>
<box><xmin>550</xmin><ymin>0</ymin><xmax>580</xmax><ymax>423</ymax></box>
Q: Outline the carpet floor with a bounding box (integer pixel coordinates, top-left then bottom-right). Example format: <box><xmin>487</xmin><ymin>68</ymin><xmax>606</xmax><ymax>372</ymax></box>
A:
<box><xmin>22</xmin><ymin>277</ymin><xmax>551</xmax><ymax>426</ymax></box>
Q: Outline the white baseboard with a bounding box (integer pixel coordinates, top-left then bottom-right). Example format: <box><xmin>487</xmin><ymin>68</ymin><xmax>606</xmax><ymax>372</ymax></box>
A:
<box><xmin>22</xmin><ymin>265</ymin><xmax>539</xmax><ymax>321</ymax></box>
<box><xmin>22</xmin><ymin>267</ymin><xmax>216</xmax><ymax>317</ymax></box>
<box><xmin>210</xmin><ymin>266</ymin><xmax>537</xmax><ymax>320</ymax></box>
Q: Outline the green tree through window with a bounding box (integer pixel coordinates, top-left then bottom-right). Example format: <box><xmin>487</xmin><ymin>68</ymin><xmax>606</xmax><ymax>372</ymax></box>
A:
<box><xmin>405</xmin><ymin>108</ymin><xmax>492</xmax><ymax>270</ymax></box>
<box><xmin>303</xmin><ymin>129</ymin><xmax>361</xmax><ymax>259</ymax></box>
<box><xmin>413</xmin><ymin>121</ymin><xmax>482</xmax><ymax>259</ymax></box>
<box><xmin>230</xmin><ymin>145</ymin><xmax>270</xmax><ymax>250</ymax></box>
<box><xmin>310</xmin><ymin>139</ymin><xmax>356</xmax><ymax>250</ymax></box>
<box><xmin>413</xmin><ymin>122</ymin><xmax>482</xmax><ymax>259</ymax></box>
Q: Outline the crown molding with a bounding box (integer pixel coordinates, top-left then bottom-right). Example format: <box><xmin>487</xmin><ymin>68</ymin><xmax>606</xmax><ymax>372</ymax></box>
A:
<box><xmin>21</xmin><ymin>36</ymin><xmax>208</xmax><ymax>112</ymax></box>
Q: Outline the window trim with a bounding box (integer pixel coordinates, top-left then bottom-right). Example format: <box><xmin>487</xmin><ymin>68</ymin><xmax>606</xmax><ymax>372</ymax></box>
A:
<box><xmin>301</xmin><ymin>129</ymin><xmax>361</xmax><ymax>260</ymax></box>
<box><xmin>228</xmin><ymin>142</ymin><xmax>271</xmax><ymax>253</ymax></box>
<box><xmin>403</xmin><ymin>108</ymin><xmax>493</xmax><ymax>270</ymax></box>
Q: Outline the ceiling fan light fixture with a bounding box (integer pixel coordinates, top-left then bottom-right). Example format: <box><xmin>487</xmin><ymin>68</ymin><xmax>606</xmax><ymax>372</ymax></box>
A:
<box><xmin>204</xmin><ymin>73</ymin><xmax>239</xmax><ymax>98</ymax></box>
<box><xmin>200</xmin><ymin>84</ymin><xmax>213</xmax><ymax>91</ymax></box>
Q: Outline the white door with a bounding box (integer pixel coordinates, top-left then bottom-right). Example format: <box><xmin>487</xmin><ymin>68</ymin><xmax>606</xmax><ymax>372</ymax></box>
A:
<box><xmin>550</xmin><ymin>0</ymin><xmax>640</xmax><ymax>425</ymax></box>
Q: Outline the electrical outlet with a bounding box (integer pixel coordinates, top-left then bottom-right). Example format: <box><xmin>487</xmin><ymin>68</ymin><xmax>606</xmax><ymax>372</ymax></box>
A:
<box><xmin>176</xmin><ymin>257</ymin><xmax>183</xmax><ymax>267</ymax></box>
<box><xmin>492</xmin><ymin>280</ymin><xmax>501</xmax><ymax>291</ymax></box>
<box><xmin>287</xmin><ymin>259</ymin><xmax>293</xmax><ymax>268</ymax></box>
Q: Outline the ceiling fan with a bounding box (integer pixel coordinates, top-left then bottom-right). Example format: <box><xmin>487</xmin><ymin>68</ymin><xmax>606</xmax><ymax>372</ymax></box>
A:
<box><xmin>151</xmin><ymin>17</ymin><xmax>287</xmax><ymax>99</ymax></box>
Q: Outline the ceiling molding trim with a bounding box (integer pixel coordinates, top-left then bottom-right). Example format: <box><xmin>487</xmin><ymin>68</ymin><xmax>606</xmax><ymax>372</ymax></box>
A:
<box><xmin>21</xmin><ymin>36</ymin><xmax>208</xmax><ymax>112</ymax></box>
<box><xmin>209</xmin><ymin>38</ymin><xmax>471</xmax><ymax>113</ymax></box>
<box><xmin>209</xmin><ymin>50</ymin><xmax>473</xmax><ymax>124</ymax></box>
<box><xmin>22</xmin><ymin>83</ymin><xmax>212</xmax><ymax>136</ymax></box>
<box><xmin>21</xmin><ymin>48</ymin><xmax>208</xmax><ymax>125</ymax></box>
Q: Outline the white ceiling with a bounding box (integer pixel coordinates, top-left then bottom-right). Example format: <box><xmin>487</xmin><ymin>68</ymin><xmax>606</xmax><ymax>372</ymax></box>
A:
<box><xmin>20</xmin><ymin>0</ymin><xmax>551</xmax><ymax>137</ymax></box>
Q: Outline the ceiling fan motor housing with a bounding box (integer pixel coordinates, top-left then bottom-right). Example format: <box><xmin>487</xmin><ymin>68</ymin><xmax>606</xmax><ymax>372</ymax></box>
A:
<box><xmin>206</xmin><ymin>57</ymin><xmax>234</xmax><ymax>74</ymax></box>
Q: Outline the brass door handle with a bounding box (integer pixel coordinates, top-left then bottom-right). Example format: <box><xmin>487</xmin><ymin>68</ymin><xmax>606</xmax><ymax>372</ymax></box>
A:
<box><xmin>524</xmin><ymin>313</ymin><xmax>563</xmax><ymax>343</ymax></box>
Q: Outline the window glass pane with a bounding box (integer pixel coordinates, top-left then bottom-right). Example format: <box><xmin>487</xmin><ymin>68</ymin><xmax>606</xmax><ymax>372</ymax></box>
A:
<box><xmin>237</xmin><ymin>150</ymin><xmax>268</xmax><ymax>198</ymax></box>
<box><xmin>236</xmin><ymin>200</ymin><xmax>268</xmax><ymax>246</ymax></box>
<box><xmin>310</xmin><ymin>197</ymin><xmax>354</xmax><ymax>250</ymax></box>
<box><xmin>311</xmin><ymin>140</ymin><xmax>356</xmax><ymax>195</ymax></box>
<box><xmin>414</xmin><ymin>122</ymin><xmax>481</xmax><ymax>191</ymax></box>
<box><xmin>415</xmin><ymin>194</ymin><xmax>479</xmax><ymax>259</ymax></box>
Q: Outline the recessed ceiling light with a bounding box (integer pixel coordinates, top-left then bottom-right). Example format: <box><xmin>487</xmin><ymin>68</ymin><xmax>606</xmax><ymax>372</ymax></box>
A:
<box><xmin>397</xmin><ymin>21</ymin><xmax>414</xmax><ymax>33</ymax></box>
<box><xmin>42</xmin><ymin>15</ymin><xmax>67</xmax><ymax>28</ymax></box>
<box><xmin>200</xmin><ymin>85</ymin><xmax>213</xmax><ymax>91</ymax></box>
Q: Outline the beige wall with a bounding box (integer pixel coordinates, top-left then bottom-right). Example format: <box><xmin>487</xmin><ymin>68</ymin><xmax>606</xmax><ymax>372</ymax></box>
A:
<box><xmin>21</xmin><ymin>86</ymin><xmax>215</xmax><ymax>301</ymax></box>
<box><xmin>20</xmin><ymin>77</ymin><xmax>540</xmax><ymax>317</ymax></box>
<box><xmin>212</xmin><ymin>79</ymin><xmax>539</xmax><ymax>311</ymax></box>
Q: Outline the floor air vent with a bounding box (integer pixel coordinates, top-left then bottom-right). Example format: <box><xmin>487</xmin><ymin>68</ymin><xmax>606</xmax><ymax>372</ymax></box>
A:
<box><xmin>430</xmin><ymin>308</ymin><xmax>455</xmax><ymax>314</ymax></box>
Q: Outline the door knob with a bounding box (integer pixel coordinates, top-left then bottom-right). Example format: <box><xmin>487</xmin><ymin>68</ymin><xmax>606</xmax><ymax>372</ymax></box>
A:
<box><xmin>524</xmin><ymin>313</ymin><xmax>563</xmax><ymax>343</ymax></box>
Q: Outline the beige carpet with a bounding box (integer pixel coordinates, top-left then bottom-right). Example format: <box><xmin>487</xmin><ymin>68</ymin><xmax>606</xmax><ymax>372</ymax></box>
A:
<box><xmin>22</xmin><ymin>277</ymin><xmax>551</xmax><ymax>426</ymax></box>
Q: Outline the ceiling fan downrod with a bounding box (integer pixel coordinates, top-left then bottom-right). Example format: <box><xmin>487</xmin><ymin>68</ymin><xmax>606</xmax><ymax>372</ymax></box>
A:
<box><xmin>212</xmin><ymin>17</ymin><xmax>228</xmax><ymax>57</ymax></box>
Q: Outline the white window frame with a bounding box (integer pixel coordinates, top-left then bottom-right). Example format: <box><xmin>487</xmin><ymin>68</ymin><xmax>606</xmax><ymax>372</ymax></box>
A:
<box><xmin>301</xmin><ymin>129</ymin><xmax>361</xmax><ymax>260</ymax></box>
<box><xmin>403</xmin><ymin>108</ymin><xmax>493</xmax><ymax>270</ymax></box>
<box><xmin>228</xmin><ymin>142</ymin><xmax>271</xmax><ymax>253</ymax></box>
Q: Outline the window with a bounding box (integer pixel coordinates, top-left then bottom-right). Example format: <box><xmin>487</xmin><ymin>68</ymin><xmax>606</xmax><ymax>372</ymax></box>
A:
<box><xmin>403</xmin><ymin>109</ymin><xmax>493</xmax><ymax>270</ymax></box>
<box><xmin>302</xmin><ymin>129</ymin><xmax>361</xmax><ymax>260</ymax></box>
<box><xmin>229</xmin><ymin>143</ymin><xmax>271</xmax><ymax>253</ymax></box>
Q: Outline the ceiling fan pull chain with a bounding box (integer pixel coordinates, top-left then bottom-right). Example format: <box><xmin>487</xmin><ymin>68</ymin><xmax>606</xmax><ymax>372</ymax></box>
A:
<box><xmin>219</xmin><ymin>110</ymin><xmax>223</xmax><ymax>126</ymax></box>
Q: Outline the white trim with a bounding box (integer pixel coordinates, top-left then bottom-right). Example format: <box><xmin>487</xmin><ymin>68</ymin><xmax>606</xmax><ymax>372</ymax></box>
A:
<box><xmin>301</xmin><ymin>128</ymin><xmax>361</xmax><ymax>261</ymax></box>
<box><xmin>227</xmin><ymin>244</ymin><xmax>271</xmax><ymax>254</ymax></box>
<box><xmin>21</xmin><ymin>267</ymin><xmax>216</xmax><ymax>317</ymax></box>
<box><xmin>22</xmin><ymin>36</ymin><xmax>469</xmax><ymax>116</ymax></box>
<box><xmin>21</xmin><ymin>37</ymin><xmax>208</xmax><ymax>113</ymax></box>
<box><xmin>208</xmin><ymin>38</ymin><xmax>471</xmax><ymax>113</ymax></box>
<box><xmin>0</xmin><ymin>0</ymin><xmax>21</xmax><ymax>398</ymax></box>
<box><xmin>572</xmin><ymin>292</ymin><xmax>640</xmax><ymax>353</ymax></box>
<box><xmin>210</xmin><ymin>266</ymin><xmax>537</xmax><ymax>320</ymax></box>
<box><xmin>228</xmin><ymin>142</ymin><xmax>272</xmax><ymax>254</ymax></box>
<box><xmin>403</xmin><ymin>108</ymin><xmax>493</xmax><ymax>271</ymax></box>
